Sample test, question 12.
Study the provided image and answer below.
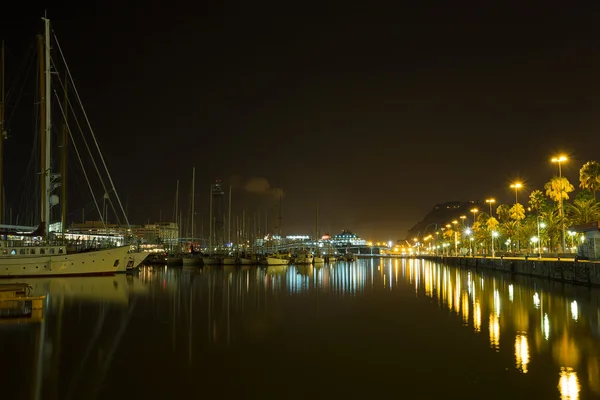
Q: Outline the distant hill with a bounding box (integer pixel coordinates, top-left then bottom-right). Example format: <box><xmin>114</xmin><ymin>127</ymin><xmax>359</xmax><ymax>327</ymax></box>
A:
<box><xmin>405</xmin><ymin>200</ymin><xmax>482</xmax><ymax>242</ymax></box>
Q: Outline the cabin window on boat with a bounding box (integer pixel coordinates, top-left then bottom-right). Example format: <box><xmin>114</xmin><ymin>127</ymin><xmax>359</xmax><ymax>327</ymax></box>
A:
<box><xmin>10</xmin><ymin>249</ymin><xmax>16</xmax><ymax>255</ymax></box>
<box><xmin>113</xmin><ymin>259</ymin><xmax>120</xmax><ymax>267</ymax></box>
<box><xmin>30</xmin><ymin>249</ymin><xmax>35</xmax><ymax>254</ymax></box>
<box><xmin>20</xmin><ymin>249</ymin><xmax>25</xmax><ymax>255</ymax></box>
<box><xmin>59</xmin><ymin>248</ymin><xmax>64</xmax><ymax>254</ymax></box>
<box><xmin>40</xmin><ymin>249</ymin><xmax>45</xmax><ymax>254</ymax></box>
<box><xmin>50</xmin><ymin>248</ymin><xmax>55</xmax><ymax>254</ymax></box>
<box><xmin>2</xmin><ymin>249</ymin><xmax>6</xmax><ymax>255</ymax></box>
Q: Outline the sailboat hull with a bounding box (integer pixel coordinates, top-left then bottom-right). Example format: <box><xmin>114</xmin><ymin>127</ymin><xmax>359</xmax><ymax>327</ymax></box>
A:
<box><xmin>266</xmin><ymin>256</ymin><xmax>289</xmax><ymax>265</ymax></box>
<box><xmin>202</xmin><ymin>257</ymin><xmax>221</xmax><ymax>265</ymax></box>
<box><xmin>222</xmin><ymin>257</ymin><xmax>236</xmax><ymax>265</ymax></box>
<box><xmin>0</xmin><ymin>245</ymin><xmax>133</xmax><ymax>278</ymax></box>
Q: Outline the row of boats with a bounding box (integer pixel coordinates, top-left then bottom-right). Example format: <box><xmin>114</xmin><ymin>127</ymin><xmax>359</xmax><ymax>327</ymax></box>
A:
<box><xmin>151</xmin><ymin>250</ymin><xmax>357</xmax><ymax>266</ymax></box>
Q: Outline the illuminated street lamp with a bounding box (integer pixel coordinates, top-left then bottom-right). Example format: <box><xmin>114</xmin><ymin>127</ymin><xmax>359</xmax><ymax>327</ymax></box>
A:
<box><xmin>491</xmin><ymin>231</ymin><xmax>499</xmax><ymax>257</ymax></box>
<box><xmin>485</xmin><ymin>198</ymin><xmax>496</xmax><ymax>216</ymax></box>
<box><xmin>552</xmin><ymin>154</ymin><xmax>568</xmax><ymax>253</ymax></box>
<box><xmin>465</xmin><ymin>228</ymin><xmax>472</xmax><ymax>256</ymax></box>
<box><xmin>531</xmin><ymin>236</ymin><xmax>539</xmax><ymax>256</ymax></box>
<box><xmin>510</xmin><ymin>182</ymin><xmax>522</xmax><ymax>204</ymax></box>
<box><xmin>470</xmin><ymin>208</ymin><xmax>479</xmax><ymax>226</ymax></box>
<box><xmin>452</xmin><ymin>220</ymin><xmax>458</xmax><ymax>255</ymax></box>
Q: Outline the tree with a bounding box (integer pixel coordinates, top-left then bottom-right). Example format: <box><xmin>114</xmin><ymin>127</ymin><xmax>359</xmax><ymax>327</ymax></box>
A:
<box><xmin>496</xmin><ymin>204</ymin><xmax>511</xmax><ymax>222</ymax></box>
<box><xmin>575</xmin><ymin>189</ymin><xmax>594</xmax><ymax>202</ymax></box>
<box><xmin>545</xmin><ymin>176</ymin><xmax>575</xmax><ymax>204</ymax></box>
<box><xmin>529</xmin><ymin>190</ymin><xmax>547</xmax><ymax>213</ymax></box>
<box><xmin>509</xmin><ymin>203</ymin><xmax>525</xmax><ymax>222</ymax></box>
<box><xmin>579</xmin><ymin>161</ymin><xmax>600</xmax><ymax>201</ymax></box>
<box><xmin>566</xmin><ymin>198</ymin><xmax>600</xmax><ymax>226</ymax></box>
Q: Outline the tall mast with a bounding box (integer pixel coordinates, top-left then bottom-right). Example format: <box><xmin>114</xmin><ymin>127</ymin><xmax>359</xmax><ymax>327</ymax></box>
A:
<box><xmin>315</xmin><ymin>204</ymin><xmax>319</xmax><ymax>243</ymax></box>
<box><xmin>175</xmin><ymin>179</ymin><xmax>179</xmax><ymax>237</ymax></box>
<box><xmin>37</xmin><ymin>34</ymin><xmax>47</xmax><ymax>231</ymax></box>
<box><xmin>191</xmin><ymin>166</ymin><xmax>195</xmax><ymax>240</ymax></box>
<box><xmin>0</xmin><ymin>40</ymin><xmax>5</xmax><ymax>225</ymax></box>
<box><xmin>60</xmin><ymin>72</ymin><xmax>68</xmax><ymax>232</ymax></box>
<box><xmin>36</xmin><ymin>17</ymin><xmax>52</xmax><ymax>235</ymax></box>
<box><xmin>228</xmin><ymin>186</ymin><xmax>232</xmax><ymax>245</ymax></box>
<box><xmin>208</xmin><ymin>184</ymin><xmax>213</xmax><ymax>252</ymax></box>
<box><xmin>43</xmin><ymin>17</ymin><xmax>51</xmax><ymax>235</ymax></box>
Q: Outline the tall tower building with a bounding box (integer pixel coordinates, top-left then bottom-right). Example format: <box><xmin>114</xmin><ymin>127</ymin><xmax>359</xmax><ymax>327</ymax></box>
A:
<box><xmin>211</xmin><ymin>179</ymin><xmax>225</xmax><ymax>245</ymax></box>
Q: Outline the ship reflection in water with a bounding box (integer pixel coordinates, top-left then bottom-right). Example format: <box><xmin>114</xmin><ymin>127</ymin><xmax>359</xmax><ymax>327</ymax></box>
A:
<box><xmin>3</xmin><ymin>259</ymin><xmax>600</xmax><ymax>399</ymax></box>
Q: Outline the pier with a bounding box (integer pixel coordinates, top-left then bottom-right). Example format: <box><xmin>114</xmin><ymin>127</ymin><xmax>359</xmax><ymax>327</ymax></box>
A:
<box><xmin>418</xmin><ymin>255</ymin><xmax>600</xmax><ymax>287</ymax></box>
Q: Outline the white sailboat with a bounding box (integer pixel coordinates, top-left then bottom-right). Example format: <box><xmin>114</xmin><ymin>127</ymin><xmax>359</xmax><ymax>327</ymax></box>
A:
<box><xmin>265</xmin><ymin>195</ymin><xmax>289</xmax><ymax>265</ymax></box>
<box><xmin>221</xmin><ymin>186</ymin><xmax>236</xmax><ymax>265</ymax></box>
<box><xmin>0</xmin><ymin>17</ymin><xmax>146</xmax><ymax>278</ymax></box>
<box><xmin>182</xmin><ymin>167</ymin><xmax>202</xmax><ymax>266</ymax></box>
<box><xmin>202</xmin><ymin>182</ymin><xmax>221</xmax><ymax>265</ymax></box>
<box><xmin>313</xmin><ymin>205</ymin><xmax>325</xmax><ymax>264</ymax></box>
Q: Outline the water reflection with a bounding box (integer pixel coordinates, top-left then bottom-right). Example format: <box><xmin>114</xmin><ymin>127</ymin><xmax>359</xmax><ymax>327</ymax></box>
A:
<box><xmin>3</xmin><ymin>259</ymin><xmax>600</xmax><ymax>398</ymax></box>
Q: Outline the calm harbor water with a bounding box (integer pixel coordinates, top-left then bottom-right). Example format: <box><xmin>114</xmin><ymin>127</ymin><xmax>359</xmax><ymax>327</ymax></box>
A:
<box><xmin>2</xmin><ymin>259</ymin><xmax>600</xmax><ymax>399</ymax></box>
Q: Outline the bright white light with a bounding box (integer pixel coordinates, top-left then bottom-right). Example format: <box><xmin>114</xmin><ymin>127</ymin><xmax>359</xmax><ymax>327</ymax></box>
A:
<box><xmin>465</xmin><ymin>228</ymin><xmax>472</xmax><ymax>235</ymax></box>
<box><xmin>531</xmin><ymin>236</ymin><xmax>539</xmax><ymax>243</ymax></box>
<box><xmin>543</xmin><ymin>313</ymin><xmax>550</xmax><ymax>340</ymax></box>
<box><xmin>533</xmin><ymin>292</ymin><xmax>540</xmax><ymax>309</ymax></box>
<box><xmin>571</xmin><ymin>301</ymin><xmax>579</xmax><ymax>321</ymax></box>
<box><xmin>508</xmin><ymin>284</ymin><xmax>514</xmax><ymax>302</ymax></box>
<box><xmin>492</xmin><ymin>231</ymin><xmax>499</xmax><ymax>238</ymax></box>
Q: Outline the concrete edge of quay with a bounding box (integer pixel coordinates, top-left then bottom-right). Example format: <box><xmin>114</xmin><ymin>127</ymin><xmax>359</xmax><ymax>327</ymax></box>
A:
<box><xmin>416</xmin><ymin>255</ymin><xmax>600</xmax><ymax>288</ymax></box>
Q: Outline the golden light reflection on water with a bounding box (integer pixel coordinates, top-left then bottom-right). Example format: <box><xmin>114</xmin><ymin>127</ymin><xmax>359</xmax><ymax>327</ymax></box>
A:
<box><xmin>135</xmin><ymin>258</ymin><xmax>600</xmax><ymax>397</ymax></box>
<box><xmin>489</xmin><ymin>313</ymin><xmax>500</xmax><ymax>351</ymax></box>
<box><xmin>461</xmin><ymin>291</ymin><xmax>469</xmax><ymax>325</ymax></box>
<box><xmin>474</xmin><ymin>301</ymin><xmax>482</xmax><ymax>333</ymax></box>
<box><xmin>515</xmin><ymin>333</ymin><xmax>529</xmax><ymax>373</ymax></box>
<box><xmin>389</xmin><ymin>258</ymin><xmax>599</xmax><ymax>395</ymax></box>
<box><xmin>558</xmin><ymin>367</ymin><xmax>580</xmax><ymax>400</ymax></box>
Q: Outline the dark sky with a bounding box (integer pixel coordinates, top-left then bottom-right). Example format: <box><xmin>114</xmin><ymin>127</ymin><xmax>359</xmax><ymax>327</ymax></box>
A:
<box><xmin>2</xmin><ymin>4</ymin><xmax>600</xmax><ymax>240</ymax></box>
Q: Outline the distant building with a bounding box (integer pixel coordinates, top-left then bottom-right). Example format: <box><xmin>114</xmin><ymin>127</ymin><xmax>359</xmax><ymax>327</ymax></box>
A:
<box><xmin>331</xmin><ymin>230</ymin><xmax>366</xmax><ymax>247</ymax></box>
<box><xmin>68</xmin><ymin>220</ymin><xmax>179</xmax><ymax>245</ymax></box>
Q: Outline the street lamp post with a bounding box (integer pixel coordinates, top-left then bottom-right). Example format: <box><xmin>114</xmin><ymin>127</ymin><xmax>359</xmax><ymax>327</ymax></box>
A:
<box><xmin>452</xmin><ymin>220</ymin><xmax>458</xmax><ymax>255</ymax></box>
<box><xmin>538</xmin><ymin>215</ymin><xmax>542</xmax><ymax>258</ymax></box>
<box><xmin>510</xmin><ymin>182</ymin><xmax>522</xmax><ymax>204</ymax></box>
<box><xmin>465</xmin><ymin>228</ymin><xmax>472</xmax><ymax>256</ymax></box>
<box><xmin>470</xmin><ymin>208</ymin><xmax>479</xmax><ymax>226</ymax></box>
<box><xmin>552</xmin><ymin>155</ymin><xmax>568</xmax><ymax>253</ymax></box>
<box><xmin>485</xmin><ymin>198</ymin><xmax>496</xmax><ymax>216</ymax></box>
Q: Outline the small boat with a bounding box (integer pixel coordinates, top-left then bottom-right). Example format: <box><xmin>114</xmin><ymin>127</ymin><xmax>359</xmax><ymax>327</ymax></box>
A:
<box><xmin>293</xmin><ymin>251</ymin><xmax>313</xmax><ymax>264</ymax></box>
<box><xmin>266</xmin><ymin>252</ymin><xmax>290</xmax><ymax>265</ymax></box>
<box><xmin>222</xmin><ymin>256</ymin><xmax>236</xmax><ymax>265</ymax></box>
<box><xmin>202</xmin><ymin>256</ymin><xmax>221</xmax><ymax>265</ymax></box>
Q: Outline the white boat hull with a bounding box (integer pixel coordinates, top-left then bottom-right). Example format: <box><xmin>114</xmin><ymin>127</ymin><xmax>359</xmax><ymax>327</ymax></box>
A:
<box><xmin>266</xmin><ymin>256</ymin><xmax>289</xmax><ymax>265</ymax></box>
<box><xmin>239</xmin><ymin>257</ymin><xmax>256</xmax><ymax>265</ymax></box>
<box><xmin>126</xmin><ymin>252</ymin><xmax>150</xmax><ymax>271</ymax></box>
<box><xmin>202</xmin><ymin>257</ymin><xmax>221</xmax><ymax>265</ymax></box>
<box><xmin>0</xmin><ymin>246</ymin><xmax>132</xmax><ymax>278</ymax></box>
<box><xmin>222</xmin><ymin>257</ymin><xmax>236</xmax><ymax>265</ymax></box>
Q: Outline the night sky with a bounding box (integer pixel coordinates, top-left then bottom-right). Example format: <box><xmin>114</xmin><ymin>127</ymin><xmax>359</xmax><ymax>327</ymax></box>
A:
<box><xmin>1</xmin><ymin>5</ymin><xmax>600</xmax><ymax>240</ymax></box>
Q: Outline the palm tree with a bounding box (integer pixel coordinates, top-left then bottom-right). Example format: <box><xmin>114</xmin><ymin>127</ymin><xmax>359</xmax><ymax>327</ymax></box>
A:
<box><xmin>565</xmin><ymin>198</ymin><xmax>600</xmax><ymax>226</ymax></box>
<box><xmin>529</xmin><ymin>190</ymin><xmax>547</xmax><ymax>213</ymax></box>
<box><xmin>496</xmin><ymin>204</ymin><xmax>511</xmax><ymax>222</ymax></box>
<box><xmin>509</xmin><ymin>203</ymin><xmax>525</xmax><ymax>222</ymax></box>
<box><xmin>545</xmin><ymin>176</ymin><xmax>575</xmax><ymax>205</ymax></box>
<box><xmin>499</xmin><ymin>220</ymin><xmax>518</xmax><ymax>252</ymax></box>
<box><xmin>579</xmin><ymin>161</ymin><xmax>600</xmax><ymax>201</ymax></box>
<box><xmin>539</xmin><ymin>208</ymin><xmax>563</xmax><ymax>253</ymax></box>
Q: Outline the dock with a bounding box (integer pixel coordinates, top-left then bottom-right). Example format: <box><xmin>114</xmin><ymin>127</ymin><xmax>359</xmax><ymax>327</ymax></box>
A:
<box><xmin>0</xmin><ymin>283</ymin><xmax>45</xmax><ymax>320</ymax></box>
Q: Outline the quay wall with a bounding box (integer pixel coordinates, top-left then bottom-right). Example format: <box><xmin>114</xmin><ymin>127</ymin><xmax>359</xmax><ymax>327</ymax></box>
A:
<box><xmin>418</xmin><ymin>256</ymin><xmax>600</xmax><ymax>287</ymax></box>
